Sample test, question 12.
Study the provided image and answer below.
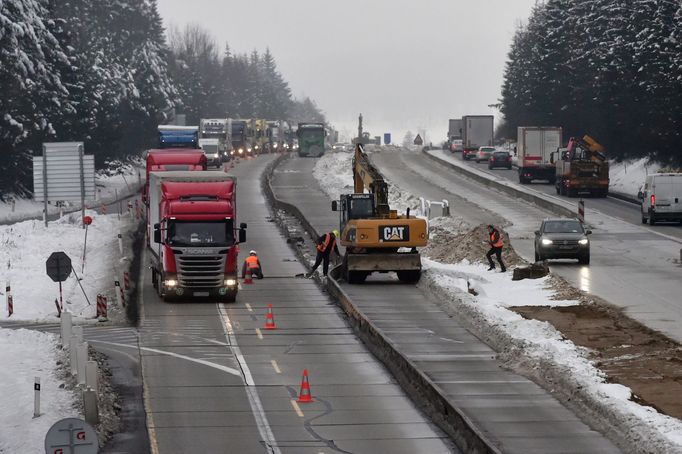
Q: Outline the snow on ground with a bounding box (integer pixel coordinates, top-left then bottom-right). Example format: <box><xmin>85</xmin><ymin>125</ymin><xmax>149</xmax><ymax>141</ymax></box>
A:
<box><xmin>609</xmin><ymin>158</ymin><xmax>661</xmax><ymax>198</ymax></box>
<box><xmin>0</xmin><ymin>210</ymin><xmax>127</xmax><ymax>322</ymax></box>
<box><xmin>0</xmin><ymin>328</ymin><xmax>77</xmax><ymax>453</ymax></box>
<box><xmin>313</xmin><ymin>147</ymin><xmax>682</xmax><ymax>451</ymax></box>
<box><xmin>0</xmin><ymin>159</ymin><xmax>144</xmax><ymax>224</ymax></box>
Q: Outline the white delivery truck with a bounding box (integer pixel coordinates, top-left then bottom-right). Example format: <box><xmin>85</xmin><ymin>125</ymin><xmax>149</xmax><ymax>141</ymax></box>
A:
<box><xmin>639</xmin><ymin>173</ymin><xmax>682</xmax><ymax>225</ymax></box>
<box><xmin>517</xmin><ymin>126</ymin><xmax>562</xmax><ymax>184</ymax></box>
<box><xmin>461</xmin><ymin>115</ymin><xmax>494</xmax><ymax>160</ymax></box>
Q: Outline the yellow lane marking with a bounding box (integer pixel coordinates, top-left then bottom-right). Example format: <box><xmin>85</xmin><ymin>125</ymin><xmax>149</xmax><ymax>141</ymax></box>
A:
<box><xmin>290</xmin><ymin>399</ymin><xmax>304</xmax><ymax>418</ymax></box>
<box><xmin>245</xmin><ymin>303</ymin><xmax>253</xmax><ymax>312</ymax></box>
<box><xmin>270</xmin><ymin>360</ymin><xmax>281</xmax><ymax>374</ymax></box>
<box><xmin>255</xmin><ymin>328</ymin><xmax>263</xmax><ymax>340</ymax></box>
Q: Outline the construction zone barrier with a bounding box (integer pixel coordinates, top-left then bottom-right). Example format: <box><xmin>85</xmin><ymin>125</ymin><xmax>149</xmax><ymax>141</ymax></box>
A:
<box><xmin>244</xmin><ymin>269</ymin><xmax>253</xmax><ymax>284</ymax></box>
<box><xmin>124</xmin><ymin>271</ymin><xmax>130</xmax><ymax>290</ymax></box>
<box><xmin>578</xmin><ymin>199</ymin><xmax>585</xmax><ymax>223</ymax></box>
<box><xmin>96</xmin><ymin>294</ymin><xmax>108</xmax><ymax>321</ymax></box>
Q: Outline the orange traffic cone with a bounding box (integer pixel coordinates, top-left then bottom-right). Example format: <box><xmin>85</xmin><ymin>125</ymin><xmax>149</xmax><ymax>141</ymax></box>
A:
<box><xmin>298</xmin><ymin>368</ymin><xmax>313</xmax><ymax>403</ymax></box>
<box><xmin>264</xmin><ymin>304</ymin><xmax>277</xmax><ymax>330</ymax></box>
<box><xmin>244</xmin><ymin>269</ymin><xmax>253</xmax><ymax>284</ymax></box>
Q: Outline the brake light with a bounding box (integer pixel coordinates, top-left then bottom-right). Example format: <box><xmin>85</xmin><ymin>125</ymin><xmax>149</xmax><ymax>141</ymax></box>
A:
<box><xmin>651</xmin><ymin>194</ymin><xmax>655</xmax><ymax>206</ymax></box>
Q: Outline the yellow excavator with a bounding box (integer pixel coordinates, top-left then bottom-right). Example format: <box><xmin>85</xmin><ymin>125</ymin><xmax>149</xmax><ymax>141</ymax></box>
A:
<box><xmin>331</xmin><ymin>124</ymin><xmax>428</xmax><ymax>284</ymax></box>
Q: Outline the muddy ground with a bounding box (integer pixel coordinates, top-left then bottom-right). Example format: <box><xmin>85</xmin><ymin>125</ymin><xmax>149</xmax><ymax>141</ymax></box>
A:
<box><xmin>428</xmin><ymin>221</ymin><xmax>682</xmax><ymax>421</ymax></box>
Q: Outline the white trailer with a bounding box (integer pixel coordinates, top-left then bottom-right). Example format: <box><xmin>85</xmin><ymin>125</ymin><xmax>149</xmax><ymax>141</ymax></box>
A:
<box><xmin>462</xmin><ymin>115</ymin><xmax>494</xmax><ymax>151</ymax></box>
<box><xmin>517</xmin><ymin>126</ymin><xmax>562</xmax><ymax>184</ymax></box>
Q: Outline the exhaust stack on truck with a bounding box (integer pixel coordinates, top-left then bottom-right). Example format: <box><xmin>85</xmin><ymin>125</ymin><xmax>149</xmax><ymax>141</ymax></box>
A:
<box><xmin>148</xmin><ymin>171</ymin><xmax>246</xmax><ymax>302</ymax></box>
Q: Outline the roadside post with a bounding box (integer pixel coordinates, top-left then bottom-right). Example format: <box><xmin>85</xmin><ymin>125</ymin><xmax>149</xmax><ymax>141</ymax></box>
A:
<box><xmin>5</xmin><ymin>281</ymin><xmax>12</xmax><ymax>317</ymax></box>
<box><xmin>46</xmin><ymin>252</ymin><xmax>72</xmax><ymax>314</ymax></box>
<box><xmin>82</xmin><ymin>215</ymin><xmax>93</xmax><ymax>273</ymax></box>
<box><xmin>578</xmin><ymin>199</ymin><xmax>585</xmax><ymax>223</ymax></box>
<box><xmin>34</xmin><ymin>377</ymin><xmax>41</xmax><ymax>418</ymax></box>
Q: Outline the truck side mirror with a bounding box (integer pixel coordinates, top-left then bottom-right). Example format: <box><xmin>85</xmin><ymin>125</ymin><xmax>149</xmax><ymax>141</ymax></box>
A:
<box><xmin>550</xmin><ymin>153</ymin><xmax>555</xmax><ymax>164</ymax></box>
<box><xmin>585</xmin><ymin>230</ymin><xmax>592</xmax><ymax>235</ymax></box>
<box><xmin>534</xmin><ymin>230</ymin><xmax>540</xmax><ymax>236</ymax></box>
<box><xmin>239</xmin><ymin>228</ymin><xmax>247</xmax><ymax>243</ymax></box>
<box><xmin>637</xmin><ymin>191</ymin><xmax>644</xmax><ymax>201</ymax></box>
<box><xmin>331</xmin><ymin>201</ymin><xmax>338</xmax><ymax>211</ymax></box>
<box><xmin>153</xmin><ymin>227</ymin><xmax>161</xmax><ymax>244</ymax></box>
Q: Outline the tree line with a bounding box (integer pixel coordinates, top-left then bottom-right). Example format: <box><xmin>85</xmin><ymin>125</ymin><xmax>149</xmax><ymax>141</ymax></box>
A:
<box><xmin>499</xmin><ymin>0</ymin><xmax>681</xmax><ymax>165</ymax></box>
<box><xmin>0</xmin><ymin>0</ymin><xmax>324</xmax><ymax>197</ymax></box>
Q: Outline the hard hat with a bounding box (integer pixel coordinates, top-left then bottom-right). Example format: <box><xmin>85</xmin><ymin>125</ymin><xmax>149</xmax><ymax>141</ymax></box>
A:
<box><xmin>249</xmin><ymin>250</ymin><xmax>257</xmax><ymax>255</ymax></box>
<box><xmin>333</xmin><ymin>229</ymin><xmax>340</xmax><ymax>238</ymax></box>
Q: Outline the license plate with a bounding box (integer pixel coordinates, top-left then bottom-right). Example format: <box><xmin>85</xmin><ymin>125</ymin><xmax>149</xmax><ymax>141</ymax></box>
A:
<box><xmin>558</xmin><ymin>246</ymin><xmax>573</xmax><ymax>250</ymax></box>
<box><xmin>193</xmin><ymin>291</ymin><xmax>209</xmax><ymax>297</ymax></box>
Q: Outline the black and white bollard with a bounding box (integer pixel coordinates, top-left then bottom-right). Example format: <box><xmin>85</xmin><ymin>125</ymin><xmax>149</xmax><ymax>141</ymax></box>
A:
<box><xmin>33</xmin><ymin>377</ymin><xmax>41</xmax><ymax>418</ymax></box>
<box><xmin>5</xmin><ymin>281</ymin><xmax>13</xmax><ymax>317</ymax></box>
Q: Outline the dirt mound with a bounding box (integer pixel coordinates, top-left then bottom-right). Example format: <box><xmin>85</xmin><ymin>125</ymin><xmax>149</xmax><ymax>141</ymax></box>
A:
<box><xmin>422</xmin><ymin>223</ymin><xmax>525</xmax><ymax>266</ymax></box>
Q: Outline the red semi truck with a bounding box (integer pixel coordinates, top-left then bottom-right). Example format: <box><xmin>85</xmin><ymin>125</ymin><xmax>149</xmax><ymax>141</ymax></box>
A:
<box><xmin>147</xmin><ymin>171</ymin><xmax>246</xmax><ymax>302</ymax></box>
<box><xmin>143</xmin><ymin>150</ymin><xmax>207</xmax><ymax>204</ymax></box>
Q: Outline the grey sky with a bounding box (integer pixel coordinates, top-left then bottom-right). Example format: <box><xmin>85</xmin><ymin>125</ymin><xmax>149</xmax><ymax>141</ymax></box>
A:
<box><xmin>158</xmin><ymin>0</ymin><xmax>537</xmax><ymax>142</ymax></box>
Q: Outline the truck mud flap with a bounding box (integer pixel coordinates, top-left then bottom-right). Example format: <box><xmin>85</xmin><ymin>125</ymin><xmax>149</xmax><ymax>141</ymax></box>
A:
<box><xmin>346</xmin><ymin>253</ymin><xmax>421</xmax><ymax>272</ymax></box>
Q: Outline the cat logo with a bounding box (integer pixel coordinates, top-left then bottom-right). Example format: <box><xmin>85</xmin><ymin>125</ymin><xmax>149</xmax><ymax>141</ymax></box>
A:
<box><xmin>379</xmin><ymin>225</ymin><xmax>409</xmax><ymax>242</ymax></box>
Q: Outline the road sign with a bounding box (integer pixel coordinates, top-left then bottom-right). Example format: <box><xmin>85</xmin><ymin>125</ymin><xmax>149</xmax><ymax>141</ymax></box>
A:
<box><xmin>45</xmin><ymin>417</ymin><xmax>98</xmax><ymax>454</ymax></box>
<box><xmin>46</xmin><ymin>252</ymin><xmax>72</xmax><ymax>283</ymax></box>
<box><xmin>413</xmin><ymin>134</ymin><xmax>423</xmax><ymax>146</ymax></box>
<box><xmin>383</xmin><ymin>133</ymin><xmax>391</xmax><ymax>145</ymax></box>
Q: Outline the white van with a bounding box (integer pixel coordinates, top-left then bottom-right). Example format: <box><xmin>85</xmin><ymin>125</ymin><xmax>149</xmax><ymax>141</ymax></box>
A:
<box><xmin>639</xmin><ymin>173</ymin><xmax>682</xmax><ymax>225</ymax></box>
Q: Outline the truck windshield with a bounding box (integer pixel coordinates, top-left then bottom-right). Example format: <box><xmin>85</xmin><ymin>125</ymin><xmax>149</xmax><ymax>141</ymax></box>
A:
<box><xmin>168</xmin><ymin>220</ymin><xmax>234</xmax><ymax>246</ymax></box>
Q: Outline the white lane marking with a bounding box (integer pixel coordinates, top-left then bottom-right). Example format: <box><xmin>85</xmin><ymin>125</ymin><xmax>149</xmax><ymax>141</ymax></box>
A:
<box><xmin>255</xmin><ymin>328</ymin><xmax>263</xmax><ymax>339</ymax></box>
<box><xmin>246</xmin><ymin>303</ymin><xmax>253</xmax><ymax>312</ymax></box>
<box><xmin>271</xmin><ymin>360</ymin><xmax>281</xmax><ymax>374</ymax></box>
<box><xmin>290</xmin><ymin>399</ymin><xmax>304</xmax><ymax>418</ymax></box>
<box><xmin>219</xmin><ymin>303</ymin><xmax>282</xmax><ymax>454</ymax></box>
<box><xmin>89</xmin><ymin>340</ymin><xmax>242</xmax><ymax>377</ymax></box>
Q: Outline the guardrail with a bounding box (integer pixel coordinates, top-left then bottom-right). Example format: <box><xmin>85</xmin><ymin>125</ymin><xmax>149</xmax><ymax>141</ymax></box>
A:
<box><xmin>262</xmin><ymin>153</ymin><xmax>502</xmax><ymax>454</ymax></box>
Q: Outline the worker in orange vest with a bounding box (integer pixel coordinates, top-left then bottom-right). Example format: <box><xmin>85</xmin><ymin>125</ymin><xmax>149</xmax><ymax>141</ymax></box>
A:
<box><xmin>486</xmin><ymin>225</ymin><xmax>506</xmax><ymax>272</ymax></box>
<box><xmin>242</xmin><ymin>250</ymin><xmax>264</xmax><ymax>279</ymax></box>
<box><xmin>307</xmin><ymin>229</ymin><xmax>340</xmax><ymax>277</ymax></box>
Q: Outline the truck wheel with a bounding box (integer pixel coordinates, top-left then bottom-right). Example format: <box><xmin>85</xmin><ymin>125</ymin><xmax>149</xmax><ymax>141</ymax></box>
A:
<box><xmin>567</xmin><ymin>188</ymin><xmax>577</xmax><ymax>197</ymax></box>
<box><xmin>151</xmin><ymin>270</ymin><xmax>158</xmax><ymax>290</ymax></box>
<box><xmin>649</xmin><ymin>211</ymin><xmax>657</xmax><ymax>226</ymax></box>
<box><xmin>641</xmin><ymin>216</ymin><xmax>647</xmax><ymax>224</ymax></box>
<box><xmin>221</xmin><ymin>292</ymin><xmax>237</xmax><ymax>303</ymax></box>
<box><xmin>397</xmin><ymin>270</ymin><xmax>421</xmax><ymax>284</ymax></box>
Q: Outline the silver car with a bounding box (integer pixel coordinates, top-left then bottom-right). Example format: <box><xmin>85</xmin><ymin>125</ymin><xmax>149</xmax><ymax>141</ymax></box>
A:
<box><xmin>475</xmin><ymin>146</ymin><xmax>496</xmax><ymax>163</ymax></box>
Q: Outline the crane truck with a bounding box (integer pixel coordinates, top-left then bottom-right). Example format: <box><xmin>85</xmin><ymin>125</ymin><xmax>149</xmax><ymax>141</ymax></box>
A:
<box><xmin>554</xmin><ymin>135</ymin><xmax>609</xmax><ymax>197</ymax></box>
<box><xmin>331</xmin><ymin>143</ymin><xmax>428</xmax><ymax>284</ymax></box>
<box><xmin>148</xmin><ymin>171</ymin><xmax>247</xmax><ymax>302</ymax></box>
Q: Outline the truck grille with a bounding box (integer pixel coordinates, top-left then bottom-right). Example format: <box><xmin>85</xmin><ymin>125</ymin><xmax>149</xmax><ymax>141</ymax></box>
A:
<box><xmin>177</xmin><ymin>255</ymin><xmax>225</xmax><ymax>288</ymax></box>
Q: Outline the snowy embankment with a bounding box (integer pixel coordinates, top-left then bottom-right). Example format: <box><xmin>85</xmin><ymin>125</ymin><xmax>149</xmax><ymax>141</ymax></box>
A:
<box><xmin>0</xmin><ymin>329</ymin><xmax>78</xmax><ymax>453</ymax></box>
<box><xmin>0</xmin><ymin>211</ymin><xmax>128</xmax><ymax>322</ymax></box>
<box><xmin>0</xmin><ymin>159</ymin><xmax>144</xmax><ymax>224</ymax></box>
<box><xmin>313</xmin><ymin>148</ymin><xmax>682</xmax><ymax>453</ymax></box>
<box><xmin>609</xmin><ymin>158</ymin><xmax>661</xmax><ymax>198</ymax></box>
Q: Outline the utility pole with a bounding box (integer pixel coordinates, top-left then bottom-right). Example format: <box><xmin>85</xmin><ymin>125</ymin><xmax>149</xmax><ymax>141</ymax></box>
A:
<box><xmin>357</xmin><ymin>113</ymin><xmax>363</xmax><ymax>142</ymax></box>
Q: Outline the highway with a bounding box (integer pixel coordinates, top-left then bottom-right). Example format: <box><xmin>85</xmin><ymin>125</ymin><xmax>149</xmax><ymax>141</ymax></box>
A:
<box><xmin>270</xmin><ymin>155</ymin><xmax>621</xmax><ymax>454</ymax></box>
<box><xmin>136</xmin><ymin>155</ymin><xmax>457</xmax><ymax>454</ymax></box>
<box><xmin>369</xmin><ymin>148</ymin><xmax>682</xmax><ymax>343</ymax></box>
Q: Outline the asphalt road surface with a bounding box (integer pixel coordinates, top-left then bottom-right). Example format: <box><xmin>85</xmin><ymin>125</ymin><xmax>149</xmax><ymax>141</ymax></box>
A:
<box><xmin>137</xmin><ymin>155</ymin><xmax>458</xmax><ymax>454</ymax></box>
<box><xmin>373</xmin><ymin>148</ymin><xmax>682</xmax><ymax>343</ymax></box>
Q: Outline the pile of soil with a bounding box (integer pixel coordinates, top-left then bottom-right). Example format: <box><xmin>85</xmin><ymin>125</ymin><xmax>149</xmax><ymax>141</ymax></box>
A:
<box><xmin>514</xmin><ymin>303</ymin><xmax>682</xmax><ymax>419</ymax></box>
<box><xmin>422</xmin><ymin>223</ymin><xmax>525</xmax><ymax>267</ymax></box>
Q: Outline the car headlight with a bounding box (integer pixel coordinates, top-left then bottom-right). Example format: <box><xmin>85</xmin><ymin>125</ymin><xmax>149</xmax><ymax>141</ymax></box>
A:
<box><xmin>225</xmin><ymin>279</ymin><xmax>237</xmax><ymax>286</ymax></box>
<box><xmin>165</xmin><ymin>279</ymin><xmax>177</xmax><ymax>288</ymax></box>
<box><xmin>578</xmin><ymin>238</ymin><xmax>589</xmax><ymax>245</ymax></box>
<box><xmin>541</xmin><ymin>238</ymin><xmax>553</xmax><ymax>246</ymax></box>
<box><xmin>255</xmin><ymin>145</ymin><xmax>259</xmax><ymax>150</ymax></box>
<box><xmin>273</xmin><ymin>144</ymin><xmax>278</xmax><ymax>149</ymax></box>
<box><xmin>247</xmin><ymin>147</ymin><xmax>252</xmax><ymax>152</ymax></box>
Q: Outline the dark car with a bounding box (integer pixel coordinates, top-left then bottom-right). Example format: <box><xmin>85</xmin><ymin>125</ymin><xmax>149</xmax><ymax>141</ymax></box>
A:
<box><xmin>534</xmin><ymin>218</ymin><xmax>591</xmax><ymax>264</ymax></box>
<box><xmin>489</xmin><ymin>151</ymin><xmax>512</xmax><ymax>169</ymax></box>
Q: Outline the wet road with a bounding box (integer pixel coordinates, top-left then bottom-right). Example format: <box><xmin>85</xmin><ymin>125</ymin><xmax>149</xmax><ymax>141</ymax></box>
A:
<box><xmin>137</xmin><ymin>155</ymin><xmax>457</xmax><ymax>453</ymax></box>
<box><xmin>373</xmin><ymin>148</ymin><xmax>682</xmax><ymax>342</ymax></box>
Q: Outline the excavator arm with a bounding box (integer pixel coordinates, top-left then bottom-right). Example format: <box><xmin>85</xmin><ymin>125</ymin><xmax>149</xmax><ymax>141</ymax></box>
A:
<box><xmin>353</xmin><ymin>144</ymin><xmax>390</xmax><ymax>216</ymax></box>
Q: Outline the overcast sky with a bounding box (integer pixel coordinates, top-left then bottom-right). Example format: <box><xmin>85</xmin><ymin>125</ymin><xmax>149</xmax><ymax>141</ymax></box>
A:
<box><xmin>158</xmin><ymin>0</ymin><xmax>537</xmax><ymax>142</ymax></box>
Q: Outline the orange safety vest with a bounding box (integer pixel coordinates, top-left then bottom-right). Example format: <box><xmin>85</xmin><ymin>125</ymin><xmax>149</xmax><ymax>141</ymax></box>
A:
<box><xmin>490</xmin><ymin>230</ymin><xmax>504</xmax><ymax>248</ymax></box>
<box><xmin>245</xmin><ymin>255</ymin><xmax>260</xmax><ymax>269</ymax></box>
<box><xmin>317</xmin><ymin>233</ymin><xmax>336</xmax><ymax>253</ymax></box>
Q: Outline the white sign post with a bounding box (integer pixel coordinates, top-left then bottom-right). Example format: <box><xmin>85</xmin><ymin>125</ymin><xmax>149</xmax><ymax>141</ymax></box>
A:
<box><xmin>33</xmin><ymin>142</ymin><xmax>95</xmax><ymax>228</ymax></box>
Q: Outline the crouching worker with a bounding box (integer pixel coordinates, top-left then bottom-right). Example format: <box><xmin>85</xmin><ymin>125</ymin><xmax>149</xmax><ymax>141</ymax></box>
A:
<box><xmin>307</xmin><ymin>229</ymin><xmax>340</xmax><ymax>277</ymax></box>
<box><xmin>242</xmin><ymin>250</ymin><xmax>264</xmax><ymax>279</ymax></box>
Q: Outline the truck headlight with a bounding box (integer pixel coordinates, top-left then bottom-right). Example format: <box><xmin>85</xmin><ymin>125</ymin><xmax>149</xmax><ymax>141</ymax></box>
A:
<box><xmin>247</xmin><ymin>147</ymin><xmax>252</xmax><ymax>152</ymax></box>
<box><xmin>541</xmin><ymin>239</ymin><xmax>553</xmax><ymax>246</ymax></box>
<box><xmin>255</xmin><ymin>145</ymin><xmax>259</xmax><ymax>150</ymax></box>
<box><xmin>165</xmin><ymin>279</ymin><xmax>178</xmax><ymax>288</ymax></box>
<box><xmin>225</xmin><ymin>279</ymin><xmax>237</xmax><ymax>287</ymax></box>
<box><xmin>578</xmin><ymin>238</ymin><xmax>589</xmax><ymax>245</ymax></box>
<box><xmin>273</xmin><ymin>143</ymin><xmax>278</xmax><ymax>149</ymax></box>
<box><xmin>238</xmin><ymin>148</ymin><xmax>244</xmax><ymax>154</ymax></box>
<box><xmin>212</xmin><ymin>153</ymin><xmax>219</xmax><ymax>158</ymax></box>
